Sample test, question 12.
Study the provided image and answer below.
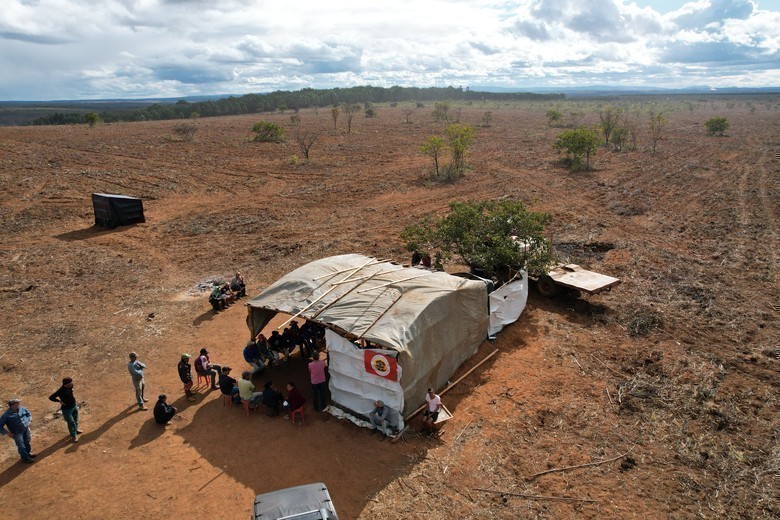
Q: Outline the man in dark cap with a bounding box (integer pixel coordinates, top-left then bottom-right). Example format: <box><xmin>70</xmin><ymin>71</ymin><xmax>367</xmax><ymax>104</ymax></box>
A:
<box><xmin>49</xmin><ymin>377</ymin><xmax>82</xmax><ymax>442</ymax></box>
<box><xmin>0</xmin><ymin>399</ymin><xmax>35</xmax><ymax>463</ymax></box>
<box><xmin>153</xmin><ymin>394</ymin><xmax>177</xmax><ymax>425</ymax></box>
<box><xmin>178</xmin><ymin>353</ymin><xmax>197</xmax><ymax>402</ymax></box>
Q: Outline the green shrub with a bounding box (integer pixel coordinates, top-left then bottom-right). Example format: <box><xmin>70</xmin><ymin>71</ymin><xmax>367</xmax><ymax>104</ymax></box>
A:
<box><xmin>704</xmin><ymin>116</ymin><xmax>729</xmax><ymax>136</ymax></box>
<box><xmin>252</xmin><ymin>121</ymin><xmax>285</xmax><ymax>142</ymax></box>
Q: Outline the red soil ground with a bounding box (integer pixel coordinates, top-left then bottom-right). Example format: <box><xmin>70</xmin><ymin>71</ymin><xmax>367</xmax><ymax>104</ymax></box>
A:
<box><xmin>0</xmin><ymin>99</ymin><xmax>777</xmax><ymax>519</ymax></box>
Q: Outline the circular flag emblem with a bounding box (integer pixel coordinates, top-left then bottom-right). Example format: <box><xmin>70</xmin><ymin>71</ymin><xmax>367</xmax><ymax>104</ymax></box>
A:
<box><xmin>370</xmin><ymin>354</ymin><xmax>391</xmax><ymax>377</ymax></box>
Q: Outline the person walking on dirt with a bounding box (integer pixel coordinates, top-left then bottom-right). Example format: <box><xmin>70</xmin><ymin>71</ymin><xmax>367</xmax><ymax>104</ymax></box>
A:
<box><xmin>178</xmin><ymin>354</ymin><xmax>197</xmax><ymax>402</ymax></box>
<box><xmin>128</xmin><ymin>352</ymin><xmax>148</xmax><ymax>410</ymax></box>
<box><xmin>48</xmin><ymin>377</ymin><xmax>82</xmax><ymax>442</ymax></box>
<box><xmin>0</xmin><ymin>399</ymin><xmax>36</xmax><ymax>463</ymax></box>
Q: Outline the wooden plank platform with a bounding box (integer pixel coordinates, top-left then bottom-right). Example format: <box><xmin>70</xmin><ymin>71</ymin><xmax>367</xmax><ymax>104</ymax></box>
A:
<box><xmin>547</xmin><ymin>264</ymin><xmax>621</xmax><ymax>295</ymax></box>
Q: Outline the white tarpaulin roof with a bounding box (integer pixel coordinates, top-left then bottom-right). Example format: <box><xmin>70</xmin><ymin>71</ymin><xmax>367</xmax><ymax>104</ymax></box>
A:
<box><xmin>247</xmin><ymin>254</ymin><xmax>490</xmax><ymax>413</ymax></box>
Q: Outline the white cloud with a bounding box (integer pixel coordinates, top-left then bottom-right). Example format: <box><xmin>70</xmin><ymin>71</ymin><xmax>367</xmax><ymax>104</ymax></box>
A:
<box><xmin>0</xmin><ymin>0</ymin><xmax>777</xmax><ymax>100</ymax></box>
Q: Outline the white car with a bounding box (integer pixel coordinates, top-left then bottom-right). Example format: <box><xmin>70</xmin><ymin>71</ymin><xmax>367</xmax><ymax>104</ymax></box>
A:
<box><xmin>252</xmin><ymin>482</ymin><xmax>339</xmax><ymax>520</ymax></box>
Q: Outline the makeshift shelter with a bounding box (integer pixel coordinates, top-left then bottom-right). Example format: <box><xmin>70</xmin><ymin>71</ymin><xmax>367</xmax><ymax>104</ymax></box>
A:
<box><xmin>248</xmin><ymin>254</ymin><xmax>496</xmax><ymax>430</ymax></box>
<box><xmin>91</xmin><ymin>193</ymin><xmax>145</xmax><ymax>228</ymax></box>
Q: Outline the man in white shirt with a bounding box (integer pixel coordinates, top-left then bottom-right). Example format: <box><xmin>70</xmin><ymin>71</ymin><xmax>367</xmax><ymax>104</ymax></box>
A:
<box><xmin>422</xmin><ymin>387</ymin><xmax>442</xmax><ymax>435</ymax></box>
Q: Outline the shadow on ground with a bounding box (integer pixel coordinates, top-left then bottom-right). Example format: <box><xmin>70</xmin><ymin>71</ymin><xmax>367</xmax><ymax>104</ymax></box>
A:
<box><xmin>54</xmin><ymin>224</ymin><xmax>137</xmax><ymax>242</ymax></box>
<box><xmin>171</xmin><ymin>352</ymin><xmax>459</xmax><ymax>519</ymax></box>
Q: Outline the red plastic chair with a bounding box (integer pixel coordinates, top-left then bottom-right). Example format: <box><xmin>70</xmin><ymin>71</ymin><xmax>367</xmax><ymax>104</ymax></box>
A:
<box><xmin>196</xmin><ymin>372</ymin><xmax>210</xmax><ymax>388</ymax></box>
<box><xmin>241</xmin><ymin>399</ymin><xmax>251</xmax><ymax>416</ymax></box>
<box><xmin>290</xmin><ymin>406</ymin><xmax>304</xmax><ymax>425</ymax></box>
<box><xmin>222</xmin><ymin>394</ymin><xmax>233</xmax><ymax>408</ymax></box>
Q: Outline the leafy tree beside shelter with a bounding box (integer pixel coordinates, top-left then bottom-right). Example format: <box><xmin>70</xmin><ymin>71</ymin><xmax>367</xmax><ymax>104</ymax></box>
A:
<box><xmin>401</xmin><ymin>200</ymin><xmax>553</xmax><ymax>281</ymax></box>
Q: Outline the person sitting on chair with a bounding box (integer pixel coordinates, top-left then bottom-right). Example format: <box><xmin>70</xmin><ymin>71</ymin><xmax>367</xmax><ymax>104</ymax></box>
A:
<box><xmin>268</xmin><ymin>330</ymin><xmax>289</xmax><ymax>363</ymax></box>
<box><xmin>209</xmin><ymin>284</ymin><xmax>224</xmax><ymax>311</ymax></box>
<box><xmin>238</xmin><ymin>371</ymin><xmax>263</xmax><ymax>408</ymax></box>
<box><xmin>218</xmin><ymin>367</ymin><xmax>241</xmax><ymax>404</ymax></box>
<box><xmin>230</xmin><ymin>272</ymin><xmax>246</xmax><ymax>298</ymax></box>
<box><xmin>422</xmin><ymin>387</ymin><xmax>442</xmax><ymax>435</ymax></box>
<box><xmin>195</xmin><ymin>348</ymin><xmax>221</xmax><ymax>390</ymax></box>
<box><xmin>283</xmin><ymin>382</ymin><xmax>306</xmax><ymax>420</ymax></box>
<box><xmin>262</xmin><ymin>381</ymin><xmax>283</xmax><ymax>417</ymax></box>
<box><xmin>254</xmin><ymin>333</ymin><xmax>278</xmax><ymax>367</ymax></box>
<box><xmin>242</xmin><ymin>340</ymin><xmax>265</xmax><ymax>379</ymax></box>
<box><xmin>153</xmin><ymin>394</ymin><xmax>177</xmax><ymax>425</ymax></box>
<box><xmin>219</xmin><ymin>283</ymin><xmax>236</xmax><ymax>306</ymax></box>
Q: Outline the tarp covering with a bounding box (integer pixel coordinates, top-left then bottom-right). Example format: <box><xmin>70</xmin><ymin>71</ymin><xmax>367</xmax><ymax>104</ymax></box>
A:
<box><xmin>247</xmin><ymin>254</ymin><xmax>489</xmax><ymax>414</ymax></box>
<box><xmin>91</xmin><ymin>193</ymin><xmax>145</xmax><ymax>228</ymax></box>
<box><xmin>488</xmin><ymin>272</ymin><xmax>528</xmax><ymax>336</ymax></box>
<box><xmin>326</xmin><ymin>330</ymin><xmax>405</xmax><ymax>430</ymax></box>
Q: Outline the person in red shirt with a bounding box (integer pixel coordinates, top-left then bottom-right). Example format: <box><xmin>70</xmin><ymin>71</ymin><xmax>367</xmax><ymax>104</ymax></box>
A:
<box><xmin>283</xmin><ymin>382</ymin><xmax>306</xmax><ymax>420</ymax></box>
<box><xmin>308</xmin><ymin>352</ymin><xmax>328</xmax><ymax>412</ymax></box>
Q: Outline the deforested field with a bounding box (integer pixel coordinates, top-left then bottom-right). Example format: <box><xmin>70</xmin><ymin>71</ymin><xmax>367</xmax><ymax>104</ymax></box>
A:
<box><xmin>0</xmin><ymin>98</ymin><xmax>777</xmax><ymax>519</ymax></box>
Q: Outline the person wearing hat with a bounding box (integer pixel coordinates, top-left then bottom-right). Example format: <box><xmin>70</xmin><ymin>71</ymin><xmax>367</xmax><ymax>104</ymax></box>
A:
<box><xmin>127</xmin><ymin>352</ymin><xmax>149</xmax><ymax>410</ymax></box>
<box><xmin>0</xmin><ymin>399</ymin><xmax>35</xmax><ymax>463</ymax></box>
<box><xmin>48</xmin><ymin>377</ymin><xmax>82</xmax><ymax>442</ymax></box>
<box><xmin>153</xmin><ymin>394</ymin><xmax>177</xmax><ymax>425</ymax></box>
<box><xmin>194</xmin><ymin>348</ymin><xmax>222</xmax><ymax>390</ymax></box>
<box><xmin>177</xmin><ymin>354</ymin><xmax>196</xmax><ymax>402</ymax></box>
<box><xmin>369</xmin><ymin>400</ymin><xmax>390</xmax><ymax>436</ymax></box>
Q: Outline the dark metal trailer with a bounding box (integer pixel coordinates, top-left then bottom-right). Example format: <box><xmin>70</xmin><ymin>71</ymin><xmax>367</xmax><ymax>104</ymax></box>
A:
<box><xmin>91</xmin><ymin>193</ymin><xmax>145</xmax><ymax>228</ymax></box>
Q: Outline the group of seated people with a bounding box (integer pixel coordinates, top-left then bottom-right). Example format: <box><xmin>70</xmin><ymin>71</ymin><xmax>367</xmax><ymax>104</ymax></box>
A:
<box><xmin>209</xmin><ymin>272</ymin><xmax>246</xmax><ymax>311</ymax></box>
<box><xmin>243</xmin><ymin>321</ymin><xmax>326</xmax><ymax>377</ymax></box>
<box><xmin>221</xmin><ymin>367</ymin><xmax>306</xmax><ymax>420</ymax></box>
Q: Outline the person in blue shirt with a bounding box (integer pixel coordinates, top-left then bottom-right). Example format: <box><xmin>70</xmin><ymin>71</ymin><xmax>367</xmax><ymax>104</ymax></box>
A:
<box><xmin>0</xmin><ymin>399</ymin><xmax>35</xmax><ymax>463</ymax></box>
<box><xmin>127</xmin><ymin>352</ymin><xmax>148</xmax><ymax>410</ymax></box>
<box><xmin>242</xmin><ymin>340</ymin><xmax>265</xmax><ymax>379</ymax></box>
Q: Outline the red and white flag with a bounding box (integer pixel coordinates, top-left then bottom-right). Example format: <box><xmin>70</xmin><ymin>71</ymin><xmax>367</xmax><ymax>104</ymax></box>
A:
<box><xmin>364</xmin><ymin>350</ymin><xmax>398</xmax><ymax>381</ymax></box>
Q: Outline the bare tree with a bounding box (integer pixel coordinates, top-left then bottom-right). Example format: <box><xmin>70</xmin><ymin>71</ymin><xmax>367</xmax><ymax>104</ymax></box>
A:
<box><xmin>295</xmin><ymin>129</ymin><xmax>319</xmax><ymax>161</ymax></box>
<box><xmin>649</xmin><ymin>112</ymin><xmax>667</xmax><ymax>153</ymax></box>
<box><xmin>599</xmin><ymin>106</ymin><xmax>623</xmax><ymax>146</ymax></box>
<box><xmin>403</xmin><ymin>108</ymin><xmax>414</xmax><ymax>124</ymax></box>
<box><xmin>331</xmin><ymin>107</ymin><xmax>340</xmax><ymax>130</ymax></box>
<box><xmin>343</xmin><ymin>103</ymin><xmax>361</xmax><ymax>134</ymax></box>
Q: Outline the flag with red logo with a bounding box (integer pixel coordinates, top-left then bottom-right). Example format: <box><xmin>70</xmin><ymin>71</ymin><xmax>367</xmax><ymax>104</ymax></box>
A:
<box><xmin>364</xmin><ymin>350</ymin><xmax>398</xmax><ymax>381</ymax></box>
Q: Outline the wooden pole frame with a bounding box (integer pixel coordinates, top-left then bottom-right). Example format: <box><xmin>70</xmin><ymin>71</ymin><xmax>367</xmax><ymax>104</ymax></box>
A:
<box><xmin>277</xmin><ymin>257</ymin><xmax>378</xmax><ymax>329</ymax></box>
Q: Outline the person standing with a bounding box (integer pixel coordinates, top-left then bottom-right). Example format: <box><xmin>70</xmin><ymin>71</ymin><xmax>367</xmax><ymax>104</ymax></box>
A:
<box><xmin>422</xmin><ymin>387</ymin><xmax>442</xmax><ymax>434</ymax></box>
<box><xmin>48</xmin><ymin>377</ymin><xmax>82</xmax><ymax>442</ymax></box>
<box><xmin>308</xmin><ymin>352</ymin><xmax>328</xmax><ymax>412</ymax></box>
<box><xmin>153</xmin><ymin>394</ymin><xmax>177</xmax><ymax>425</ymax></box>
<box><xmin>128</xmin><ymin>352</ymin><xmax>148</xmax><ymax>410</ymax></box>
<box><xmin>0</xmin><ymin>399</ymin><xmax>35</xmax><ymax>463</ymax></box>
<box><xmin>177</xmin><ymin>353</ymin><xmax>197</xmax><ymax>402</ymax></box>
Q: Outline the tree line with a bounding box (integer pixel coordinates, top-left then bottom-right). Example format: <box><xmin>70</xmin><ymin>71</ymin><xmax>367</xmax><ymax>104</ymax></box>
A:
<box><xmin>30</xmin><ymin>86</ymin><xmax>564</xmax><ymax>126</ymax></box>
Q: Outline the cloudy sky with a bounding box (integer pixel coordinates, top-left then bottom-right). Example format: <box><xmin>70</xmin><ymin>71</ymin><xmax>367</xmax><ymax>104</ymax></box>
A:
<box><xmin>1</xmin><ymin>0</ymin><xmax>778</xmax><ymax>100</ymax></box>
